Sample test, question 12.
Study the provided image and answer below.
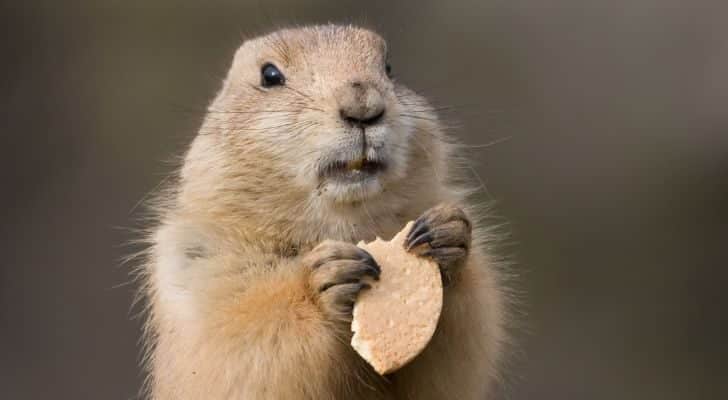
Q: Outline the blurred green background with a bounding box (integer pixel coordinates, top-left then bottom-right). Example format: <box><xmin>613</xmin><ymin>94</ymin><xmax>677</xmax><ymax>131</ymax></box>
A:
<box><xmin>2</xmin><ymin>1</ymin><xmax>727</xmax><ymax>399</ymax></box>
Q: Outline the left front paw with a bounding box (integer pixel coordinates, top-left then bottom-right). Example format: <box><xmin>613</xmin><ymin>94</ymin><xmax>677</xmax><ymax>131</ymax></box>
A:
<box><xmin>404</xmin><ymin>203</ymin><xmax>472</xmax><ymax>286</ymax></box>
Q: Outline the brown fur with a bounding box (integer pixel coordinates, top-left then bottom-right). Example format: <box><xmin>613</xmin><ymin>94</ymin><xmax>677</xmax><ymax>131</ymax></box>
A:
<box><xmin>138</xmin><ymin>24</ymin><xmax>508</xmax><ymax>399</ymax></box>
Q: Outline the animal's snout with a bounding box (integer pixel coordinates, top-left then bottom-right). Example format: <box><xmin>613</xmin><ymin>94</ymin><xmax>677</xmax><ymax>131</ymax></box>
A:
<box><xmin>336</xmin><ymin>81</ymin><xmax>385</xmax><ymax>127</ymax></box>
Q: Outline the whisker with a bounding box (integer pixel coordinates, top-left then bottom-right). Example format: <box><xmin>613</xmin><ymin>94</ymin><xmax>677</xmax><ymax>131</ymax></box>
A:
<box><xmin>410</xmin><ymin>134</ymin><xmax>442</xmax><ymax>184</ymax></box>
<box><xmin>361</xmin><ymin>196</ymin><xmax>385</xmax><ymax>236</ymax></box>
<box><xmin>206</xmin><ymin>110</ymin><xmax>304</xmax><ymax>115</ymax></box>
<box><xmin>398</xmin><ymin>113</ymin><xmax>439</xmax><ymax>122</ymax></box>
<box><xmin>128</xmin><ymin>174</ymin><xmax>174</xmax><ymax>216</ymax></box>
<box><xmin>461</xmin><ymin>136</ymin><xmax>512</xmax><ymax>149</ymax></box>
<box><xmin>283</xmin><ymin>84</ymin><xmax>316</xmax><ymax>103</ymax></box>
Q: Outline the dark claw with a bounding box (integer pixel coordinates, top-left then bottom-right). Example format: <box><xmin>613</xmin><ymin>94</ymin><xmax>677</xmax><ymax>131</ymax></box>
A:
<box><xmin>359</xmin><ymin>250</ymin><xmax>380</xmax><ymax>272</ymax></box>
<box><xmin>356</xmin><ymin>250</ymin><xmax>382</xmax><ymax>279</ymax></box>
<box><xmin>406</xmin><ymin>217</ymin><xmax>428</xmax><ymax>245</ymax></box>
<box><xmin>363</xmin><ymin>262</ymin><xmax>381</xmax><ymax>280</ymax></box>
<box><xmin>407</xmin><ymin>230</ymin><xmax>434</xmax><ymax>250</ymax></box>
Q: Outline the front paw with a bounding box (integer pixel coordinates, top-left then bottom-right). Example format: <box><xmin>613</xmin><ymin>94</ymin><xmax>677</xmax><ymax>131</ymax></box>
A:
<box><xmin>405</xmin><ymin>203</ymin><xmax>472</xmax><ymax>286</ymax></box>
<box><xmin>303</xmin><ymin>240</ymin><xmax>381</xmax><ymax>322</ymax></box>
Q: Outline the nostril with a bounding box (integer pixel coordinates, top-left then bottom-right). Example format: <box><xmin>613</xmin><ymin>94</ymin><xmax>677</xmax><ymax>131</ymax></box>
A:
<box><xmin>340</xmin><ymin>109</ymin><xmax>357</xmax><ymax>125</ymax></box>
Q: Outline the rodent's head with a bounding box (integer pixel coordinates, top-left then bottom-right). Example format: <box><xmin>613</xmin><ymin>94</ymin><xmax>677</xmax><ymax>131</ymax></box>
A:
<box><xmin>182</xmin><ymin>25</ymin><xmax>449</xmax><ymax>231</ymax></box>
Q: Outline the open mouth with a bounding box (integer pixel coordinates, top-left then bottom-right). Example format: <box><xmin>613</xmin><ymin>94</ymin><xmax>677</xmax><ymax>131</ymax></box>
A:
<box><xmin>320</xmin><ymin>157</ymin><xmax>387</xmax><ymax>182</ymax></box>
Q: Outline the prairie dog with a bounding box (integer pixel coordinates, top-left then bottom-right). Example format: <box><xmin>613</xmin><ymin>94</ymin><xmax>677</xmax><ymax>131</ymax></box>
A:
<box><xmin>140</xmin><ymin>24</ymin><xmax>507</xmax><ymax>399</ymax></box>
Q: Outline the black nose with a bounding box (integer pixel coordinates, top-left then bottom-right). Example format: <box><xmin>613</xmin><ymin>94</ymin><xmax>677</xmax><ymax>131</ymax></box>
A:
<box><xmin>336</xmin><ymin>81</ymin><xmax>386</xmax><ymax>127</ymax></box>
<box><xmin>340</xmin><ymin>107</ymin><xmax>385</xmax><ymax>127</ymax></box>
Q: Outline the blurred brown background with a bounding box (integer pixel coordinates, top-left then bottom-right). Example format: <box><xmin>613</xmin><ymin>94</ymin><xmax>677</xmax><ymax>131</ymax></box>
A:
<box><xmin>2</xmin><ymin>0</ymin><xmax>727</xmax><ymax>399</ymax></box>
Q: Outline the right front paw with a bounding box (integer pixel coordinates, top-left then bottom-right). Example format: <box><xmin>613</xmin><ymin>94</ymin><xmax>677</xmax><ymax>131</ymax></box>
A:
<box><xmin>303</xmin><ymin>240</ymin><xmax>380</xmax><ymax>322</ymax></box>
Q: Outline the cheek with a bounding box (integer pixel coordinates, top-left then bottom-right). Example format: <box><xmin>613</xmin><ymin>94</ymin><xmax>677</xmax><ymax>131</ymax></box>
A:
<box><xmin>285</xmin><ymin>112</ymin><xmax>338</xmax><ymax>187</ymax></box>
<box><xmin>285</xmin><ymin>104</ymin><xmax>345</xmax><ymax>173</ymax></box>
<box><xmin>234</xmin><ymin>110</ymin><xmax>316</xmax><ymax>186</ymax></box>
<box><xmin>376</xmin><ymin>100</ymin><xmax>416</xmax><ymax>175</ymax></box>
<box><xmin>383</xmin><ymin>121</ymin><xmax>415</xmax><ymax>180</ymax></box>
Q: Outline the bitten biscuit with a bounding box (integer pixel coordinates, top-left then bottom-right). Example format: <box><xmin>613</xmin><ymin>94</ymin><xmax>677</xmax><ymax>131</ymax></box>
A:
<box><xmin>352</xmin><ymin>221</ymin><xmax>444</xmax><ymax>375</ymax></box>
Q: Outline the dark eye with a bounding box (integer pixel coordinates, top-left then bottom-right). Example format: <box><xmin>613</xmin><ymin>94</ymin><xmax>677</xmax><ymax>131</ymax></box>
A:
<box><xmin>385</xmin><ymin>62</ymin><xmax>392</xmax><ymax>78</ymax></box>
<box><xmin>261</xmin><ymin>63</ymin><xmax>285</xmax><ymax>87</ymax></box>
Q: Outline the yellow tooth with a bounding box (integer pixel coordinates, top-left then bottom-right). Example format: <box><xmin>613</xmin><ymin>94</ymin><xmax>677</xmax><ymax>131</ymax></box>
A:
<box><xmin>348</xmin><ymin>158</ymin><xmax>364</xmax><ymax>171</ymax></box>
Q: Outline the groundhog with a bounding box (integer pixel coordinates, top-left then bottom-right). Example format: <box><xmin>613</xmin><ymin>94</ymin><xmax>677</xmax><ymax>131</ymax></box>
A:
<box><xmin>138</xmin><ymin>24</ymin><xmax>508</xmax><ymax>399</ymax></box>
